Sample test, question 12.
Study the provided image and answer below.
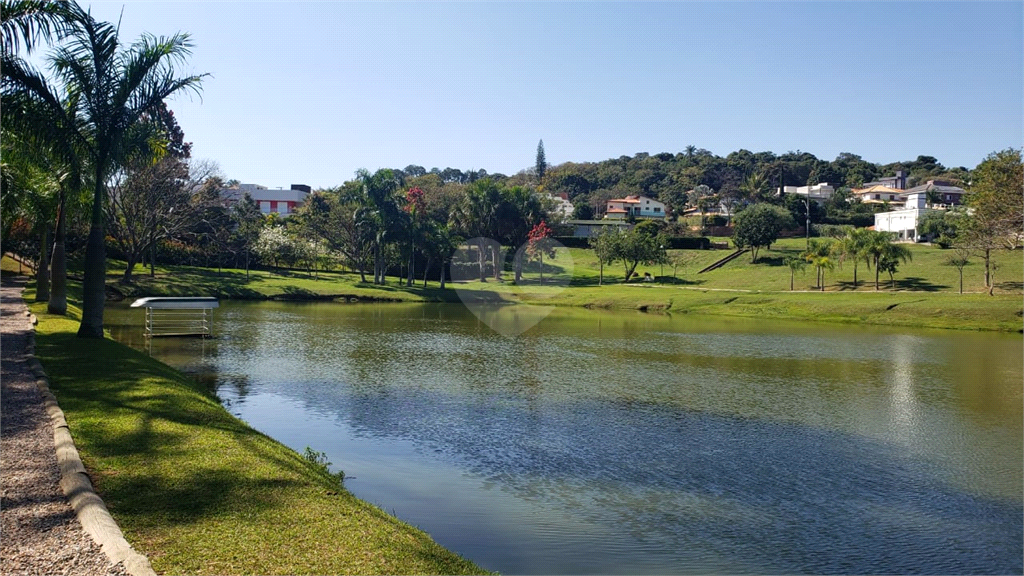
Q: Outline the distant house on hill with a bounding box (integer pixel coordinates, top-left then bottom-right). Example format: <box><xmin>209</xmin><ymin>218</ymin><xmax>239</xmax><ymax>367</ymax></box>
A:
<box><xmin>604</xmin><ymin>195</ymin><xmax>666</xmax><ymax>220</ymax></box>
<box><xmin>778</xmin><ymin>183</ymin><xmax>835</xmax><ymax>204</ymax></box>
<box><xmin>904</xmin><ymin>180</ymin><xmax>967</xmax><ymax>208</ymax></box>
<box><xmin>545</xmin><ymin>192</ymin><xmax>574</xmax><ymax>219</ymax></box>
<box><xmin>862</xmin><ymin>170</ymin><xmax>908</xmax><ymax>190</ymax></box>
<box><xmin>220</xmin><ymin>183</ymin><xmax>311</xmax><ymax>217</ymax></box>
<box><xmin>851</xmin><ymin>185</ymin><xmax>905</xmax><ymax>206</ymax></box>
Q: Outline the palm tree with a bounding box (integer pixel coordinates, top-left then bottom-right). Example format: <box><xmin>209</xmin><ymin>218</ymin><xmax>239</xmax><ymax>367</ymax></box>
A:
<box><xmin>355</xmin><ymin>169</ymin><xmax>404</xmax><ymax>285</ymax></box>
<box><xmin>3</xmin><ymin>0</ymin><xmax>84</xmax><ymax>315</ymax></box>
<box><xmin>862</xmin><ymin>231</ymin><xmax>913</xmax><ymax>291</ymax></box>
<box><xmin>803</xmin><ymin>238</ymin><xmax>836</xmax><ymax>291</ymax></box>
<box><xmin>837</xmin><ymin>227</ymin><xmax>871</xmax><ymax>289</ymax></box>
<box><xmin>452</xmin><ymin>179</ymin><xmax>502</xmax><ymax>282</ymax></box>
<box><xmin>37</xmin><ymin>11</ymin><xmax>206</xmax><ymax>336</ymax></box>
<box><xmin>783</xmin><ymin>256</ymin><xmax>806</xmax><ymax>291</ymax></box>
<box><xmin>739</xmin><ymin>171</ymin><xmax>769</xmax><ymax>205</ymax></box>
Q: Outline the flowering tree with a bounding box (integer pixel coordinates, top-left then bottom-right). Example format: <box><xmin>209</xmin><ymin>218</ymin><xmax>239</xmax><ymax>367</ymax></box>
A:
<box><xmin>526</xmin><ymin>220</ymin><xmax>556</xmax><ymax>283</ymax></box>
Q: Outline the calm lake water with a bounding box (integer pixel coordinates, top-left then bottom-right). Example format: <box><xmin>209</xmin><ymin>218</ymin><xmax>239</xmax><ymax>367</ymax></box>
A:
<box><xmin>105</xmin><ymin>301</ymin><xmax>1023</xmax><ymax>575</ymax></box>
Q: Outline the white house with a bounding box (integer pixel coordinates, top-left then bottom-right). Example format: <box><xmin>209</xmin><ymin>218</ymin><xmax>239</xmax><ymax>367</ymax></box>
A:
<box><xmin>778</xmin><ymin>183</ymin><xmax>835</xmax><ymax>204</ymax></box>
<box><xmin>545</xmin><ymin>193</ymin><xmax>574</xmax><ymax>219</ymax></box>
<box><xmin>604</xmin><ymin>195</ymin><xmax>666</xmax><ymax>219</ymax></box>
<box><xmin>903</xmin><ymin>180</ymin><xmax>968</xmax><ymax>209</ymax></box>
<box><xmin>221</xmin><ymin>183</ymin><xmax>311</xmax><ymax>216</ymax></box>
<box><xmin>852</xmin><ymin>185</ymin><xmax>905</xmax><ymax>206</ymax></box>
<box><xmin>874</xmin><ymin>192</ymin><xmax>933</xmax><ymax>241</ymax></box>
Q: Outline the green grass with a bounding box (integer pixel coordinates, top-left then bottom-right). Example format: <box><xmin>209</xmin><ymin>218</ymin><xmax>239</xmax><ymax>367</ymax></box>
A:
<box><xmin>38</xmin><ymin>240</ymin><xmax>1024</xmax><ymax>332</ymax></box>
<box><xmin>28</xmin><ymin>297</ymin><xmax>487</xmax><ymax>575</ymax></box>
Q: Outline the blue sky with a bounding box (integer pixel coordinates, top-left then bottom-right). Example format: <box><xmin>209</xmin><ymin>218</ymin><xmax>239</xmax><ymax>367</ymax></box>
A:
<box><xmin>77</xmin><ymin>1</ymin><xmax>1023</xmax><ymax>190</ymax></box>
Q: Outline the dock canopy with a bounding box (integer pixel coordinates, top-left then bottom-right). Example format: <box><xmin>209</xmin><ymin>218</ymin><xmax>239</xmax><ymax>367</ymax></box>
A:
<box><xmin>130</xmin><ymin>297</ymin><xmax>220</xmax><ymax>309</ymax></box>
<box><xmin>130</xmin><ymin>297</ymin><xmax>219</xmax><ymax>337</ymax></box>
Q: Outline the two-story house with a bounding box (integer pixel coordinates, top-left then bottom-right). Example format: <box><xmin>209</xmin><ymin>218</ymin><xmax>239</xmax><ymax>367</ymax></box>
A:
<box><xmin>604</xmin><ymin>195</ymin><xmax>666</xmax><ymax>219</ymax></box>
<box><xmin>221</xmin><ymin>183</ymin><xmax>311</xmax><ymax>216</ymax></box>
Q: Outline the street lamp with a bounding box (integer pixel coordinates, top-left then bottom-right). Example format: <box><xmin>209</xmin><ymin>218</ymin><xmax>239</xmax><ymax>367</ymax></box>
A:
<box><xmin>804</xmin><ymin>196</ymin><xmax>810</xmax><ymax>250</ymax></box>
<box><xmin>659</xmin><ymin>245</ymin><xmax>664</xmax><ymax>284</ymax></box>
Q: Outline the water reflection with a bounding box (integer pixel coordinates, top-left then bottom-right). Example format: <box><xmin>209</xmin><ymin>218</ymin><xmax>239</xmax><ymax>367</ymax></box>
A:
<box><xmin>104</xmin><ymin>301</ymin><xmax>1024</xmax><ymax>574</ymax></box>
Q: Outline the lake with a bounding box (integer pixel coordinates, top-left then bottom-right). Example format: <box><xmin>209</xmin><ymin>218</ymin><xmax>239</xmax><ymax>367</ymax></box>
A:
<box><xmin>105</xmin><ymin>300</ymin><xmax>1023</xmax><ymax>574</ymax></box>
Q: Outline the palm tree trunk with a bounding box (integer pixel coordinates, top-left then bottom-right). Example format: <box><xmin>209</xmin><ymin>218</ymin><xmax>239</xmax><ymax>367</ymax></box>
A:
<box><xmin>48</xmin><ymin>197</ymin><xmax>67</xmax><ymax>315</ymax></box>
<box><xmin>477</xmin><ymin>241</ymin><xmax>486</xmax><ymax>282</ymax></box>
<box><xmin>439</xmin><ymin>258</ymin><xmax>447</xmax><ymax>289</ymax></box>
<box><xmin>35</xmin><ymin>226</ymin><xmax>51</xmax><ymax>302</ymax></box>
<box><xmin>78</xmin><ymin>173</ymin><xmax>107</xmax><ymax>339</ymax></box>
<box><xmin>150</xmin><ymin>228</ymin><xmax>156</xmax><ymax>277</ymax></box>
<box><xmin>491</xmin><ymin>245</ymin><xmax>501</xmax><ymax>281</ymax></box>
<box><xmin>407</xmin><ymin>247</ymin><xmax>414</xmax><ymax>287</ymax></box>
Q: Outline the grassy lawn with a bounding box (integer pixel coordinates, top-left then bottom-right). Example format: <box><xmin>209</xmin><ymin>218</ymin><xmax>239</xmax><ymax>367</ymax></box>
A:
<box><xmin>21</xmin><ymin>241</ymin><xmax>1024</xmax><ymax>332</ymax></box>
<box><xmin>25</xmin><ymin>294</ymin><xmax>486</xmax><ymax>575</ymax></box>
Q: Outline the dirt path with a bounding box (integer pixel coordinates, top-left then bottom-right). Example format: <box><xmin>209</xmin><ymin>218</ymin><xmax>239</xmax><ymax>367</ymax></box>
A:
<box><xmin>0</xmin><ymin>275</ymin><xmax>126</xmax><ymax>575</ymax></box>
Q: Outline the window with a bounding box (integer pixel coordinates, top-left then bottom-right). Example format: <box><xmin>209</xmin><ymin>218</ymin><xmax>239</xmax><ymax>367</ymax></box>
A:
<box><xmin>654</xmin><ymin>207</ymin><xmax>661</xmax><ymax>212</ymax></box>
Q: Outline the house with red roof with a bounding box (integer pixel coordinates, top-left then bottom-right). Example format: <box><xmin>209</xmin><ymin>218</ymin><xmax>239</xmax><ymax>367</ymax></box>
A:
<box><xmin>604</xmin><ymin>195</ymin><xmax>666</xmax><ymax>220</ymax></box>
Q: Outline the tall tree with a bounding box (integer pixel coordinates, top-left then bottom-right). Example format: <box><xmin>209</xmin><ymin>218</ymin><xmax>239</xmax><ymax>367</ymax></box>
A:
<box><xmin>965</xmin><ymin>148</ymin><xmax>1023</xmax><ymax>294</ymax></box>
<box><xmin>2</xmin><ymin>0</ymin><xmax>84</xmax><ymax>315</ymax></box>
<box><xmin>355</xmin><ymin>168</ymin><xmax>404</xmax><ymax>285</ymax></box>
<box><xmin>535</xmin><ymin>139</ymin><xmax>547</xmax><ymax>182</ymax></box>
<box><xmin>7</xmin><ymin>8</ymin><xmax>207</xmax><ymax>336</ymax></box>
<box><xmin>589</xmin><ymin>227</ymin><xmax>618</xmax><ymax>286</ymax></box>
<box><xmin>731</xmin><ymin>203</ymin><xmax>795</xmax><ymax>263</ymax></box>
<box><xmin>230</xmin><ymin>192</ymin><xmax>263</xmax><ymax>280</ymax></box>
<box><xmin>862</xmin><ymin>231</ymin><xmax>912</xmax><ymax>291</ymax></box>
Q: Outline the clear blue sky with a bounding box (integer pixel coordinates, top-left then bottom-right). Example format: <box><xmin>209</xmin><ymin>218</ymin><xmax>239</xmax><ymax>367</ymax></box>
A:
<box><xmin>78</xmin><ymin>1</ymin><xmax>1023</xmax><ymax>190</ymax></box>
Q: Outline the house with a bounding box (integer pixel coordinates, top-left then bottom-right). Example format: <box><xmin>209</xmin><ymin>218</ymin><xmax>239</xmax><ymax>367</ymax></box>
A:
<box><xmin>778</xmin><ymin>183</ymin><xmax>835</xmax><ymax>204</ymax></box>
<box><xmin>221</xmin><ymin>183</ymin><xmax>311</xmax><ymax>216</ymax></box>
<box><xmin>851</xmin><ymin>185</ymin><xmax>906</xmax><ymax>206</ymax></box>
<box><xmin>545</xmin><ymin>192</ymin><xmax>574</xmax><ymax>219</ymax></box>
<box><xmin>903</xmin><ymin>180</ymin><xmax>967</xmax><ymax>208</ymax></box>
<box><xmin>862</xmin><ymin>170</ymin><xmax>908</xmax><ymax>190</ymax></box>
<box><xmin>604</xmin><ymin>195</ymin><xmax>666</xmax><ymax>220</ymax></box>
<box><xmin>874</xmin><ymin>192</ymin><xmax>933</xmax><ymax>241</ymax></box>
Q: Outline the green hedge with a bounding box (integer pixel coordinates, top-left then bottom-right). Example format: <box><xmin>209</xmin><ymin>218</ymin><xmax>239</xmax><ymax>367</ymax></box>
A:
<box><xmin>552</xmin><ymin>236</ymin><xmax>711</xmax><ymax>250</ymax></box>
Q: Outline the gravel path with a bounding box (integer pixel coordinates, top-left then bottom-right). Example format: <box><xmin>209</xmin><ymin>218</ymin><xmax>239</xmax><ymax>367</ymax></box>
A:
<box><xmin>1</xmin><ymin>275</ymin><xmax>127</xmax><ymax>576</ymax></box>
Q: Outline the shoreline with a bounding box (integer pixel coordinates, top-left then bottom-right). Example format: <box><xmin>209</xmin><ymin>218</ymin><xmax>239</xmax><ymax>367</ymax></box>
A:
<box><xmin>17</xmin><ymin>276</ymin><xmax>489</xmax><ymax>575</ymax></box>
<box><xmin>114</xmin><ymin>282</ymin><xmax>1024</xmax><ymax>334</ymax></box>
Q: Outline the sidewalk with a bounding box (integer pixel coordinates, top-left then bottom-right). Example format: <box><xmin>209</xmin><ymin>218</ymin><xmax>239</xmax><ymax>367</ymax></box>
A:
<box><xmin>0</xmin><ymin>275</ymin><xmax>126</xmax><ymax>575</ymax></box>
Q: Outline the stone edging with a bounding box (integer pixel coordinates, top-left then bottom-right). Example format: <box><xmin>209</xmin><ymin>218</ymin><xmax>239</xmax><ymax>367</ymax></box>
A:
<box><xmin>23</xmin><ymin>310</ymin><xmax>157</xmax><ymax>576</ymax></box>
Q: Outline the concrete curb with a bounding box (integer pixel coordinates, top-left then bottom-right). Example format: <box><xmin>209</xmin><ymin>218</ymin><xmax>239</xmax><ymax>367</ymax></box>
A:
<box><xmin>25</xmin><ymin>319</ymin><xmax>157</xmax><ymax>576</ymax></box>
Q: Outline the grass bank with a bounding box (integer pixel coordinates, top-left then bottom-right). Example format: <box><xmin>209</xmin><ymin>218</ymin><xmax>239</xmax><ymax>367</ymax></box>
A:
<box><xmin>95</xmin><ymin>239</ymin><xmax>1023</xmax><ymax>332</ymax></box>
<box><xmin>23</xmin><ymin>290</ymin><xmax>486</xmax><ymax>575</ymax></box>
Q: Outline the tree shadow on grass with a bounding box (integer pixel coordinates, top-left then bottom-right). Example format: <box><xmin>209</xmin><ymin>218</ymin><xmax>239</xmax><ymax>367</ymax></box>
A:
<box><xmin>756</xmin><ymin>256</ymin><xmax>787</xmax><ymax>267</ymax></box>
<box><xmin>996</xmin><ymin>280</ymin><xmax>1024</xmax><ymax>293</ymax></box>
<box><xmin>896</xmin><ymin>276</ymin><xmax>947</xmax><ymax>292</ymax></box>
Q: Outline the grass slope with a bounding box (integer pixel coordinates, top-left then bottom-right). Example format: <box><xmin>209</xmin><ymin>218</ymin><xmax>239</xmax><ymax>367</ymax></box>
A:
<box><xmin>26</xmin><ymin>296</ymin><xmax>485</xmax><ymax>575</ymax></box>
<box><xmin>19</xmin><ymin>238</ymin><xmax>1024</xmax><ymax>332</ymax></box>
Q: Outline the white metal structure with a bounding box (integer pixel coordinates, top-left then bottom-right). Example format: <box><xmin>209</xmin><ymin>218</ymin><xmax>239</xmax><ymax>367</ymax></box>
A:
<box><xmin>130</xmin><ymin>297</ymin><xmax>219</xmax><ymax>338</ymax></box>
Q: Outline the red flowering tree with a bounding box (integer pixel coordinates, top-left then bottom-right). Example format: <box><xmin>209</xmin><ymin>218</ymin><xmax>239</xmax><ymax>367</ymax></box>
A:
<box><xmin>526</xmin><ymin>220</ymin><xmax>556</xmax><ymax>283</ymax></box>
